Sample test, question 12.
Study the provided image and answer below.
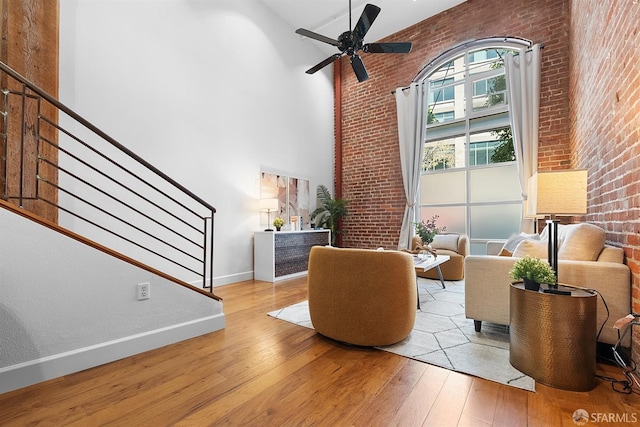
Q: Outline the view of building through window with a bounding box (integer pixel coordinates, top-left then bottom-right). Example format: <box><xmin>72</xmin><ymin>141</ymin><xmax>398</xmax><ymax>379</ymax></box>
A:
<box><xmin>419</xmin><ymin>40</ymin><xmax>527</xmax><ymax>253</ymax></box>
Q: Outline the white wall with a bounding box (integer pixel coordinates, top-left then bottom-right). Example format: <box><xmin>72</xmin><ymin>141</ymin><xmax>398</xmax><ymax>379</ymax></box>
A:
<box><xmin>0</xmin><ymin>207</ymin><xmax>224</xmax><ymax>393</ymax></box>
<box><xmin>58</xmin><ymin>0</ymin><xmax>335</xmax><ymax>286</ymax></box>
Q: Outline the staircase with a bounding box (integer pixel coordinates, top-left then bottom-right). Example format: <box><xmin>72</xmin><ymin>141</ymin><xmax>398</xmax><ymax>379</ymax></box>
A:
<box><xmin>0</xmin><ymin>61</ymin><xmax>224</xmax><ymax>394</ymax></box>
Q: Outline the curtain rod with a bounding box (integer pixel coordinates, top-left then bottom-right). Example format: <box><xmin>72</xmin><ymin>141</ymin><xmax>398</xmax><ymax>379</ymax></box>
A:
<box><xmin>392</xmin><ymin>41</ymin><xmax>545</xmax><ymax>95</ymax></box>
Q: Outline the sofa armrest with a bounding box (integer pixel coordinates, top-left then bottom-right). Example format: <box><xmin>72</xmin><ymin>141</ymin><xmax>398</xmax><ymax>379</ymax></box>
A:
<box><xmin>464</xmin><ymin>255</ymin><xmax>518</xmax><ymax>326</ymax></box>
<box><xmin>457</xmin><ymin>234</ymin><xmax>470</xmax><ymax>257</ymax></box>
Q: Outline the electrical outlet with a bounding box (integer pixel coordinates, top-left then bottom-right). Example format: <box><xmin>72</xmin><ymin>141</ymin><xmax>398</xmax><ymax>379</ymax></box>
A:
<box><xmin>137</xmin><ymin>282</ymin><xmax>150</xmax><ymax>300</ymax></box>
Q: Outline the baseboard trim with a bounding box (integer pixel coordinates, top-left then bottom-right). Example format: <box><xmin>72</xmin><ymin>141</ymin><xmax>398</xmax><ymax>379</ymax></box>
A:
<box><xmin>187</xmin><ymin>271</ymin><xmax>254</xmax><ymax>288</ymax></box>
<box><xmin>213</xmin><ymin>271</ymin><xmax>254</xmax><ymax>287</ymax></box>
<box><xmin>0</xmin><ymin>313</ymin><xmax>225</xmax><ymax>395</ymax></box>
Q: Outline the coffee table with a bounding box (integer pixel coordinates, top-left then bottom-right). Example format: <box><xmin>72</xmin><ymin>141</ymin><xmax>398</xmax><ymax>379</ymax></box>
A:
<box><xmin>414</xmin><ymin>254</ymin><xmax>450</xmax><ymax>289</ymax></box>
<box><xmin>414</xmin><ymin>254</ymin><xmax>450</xmax><ymax>310</ymax></box>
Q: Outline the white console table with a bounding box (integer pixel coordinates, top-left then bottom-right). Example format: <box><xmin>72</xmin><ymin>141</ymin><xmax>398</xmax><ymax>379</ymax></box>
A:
<box><xmin>254</xmin><ymin>230</ymin><xmax>331</xmax><ymax>282</ymax></box>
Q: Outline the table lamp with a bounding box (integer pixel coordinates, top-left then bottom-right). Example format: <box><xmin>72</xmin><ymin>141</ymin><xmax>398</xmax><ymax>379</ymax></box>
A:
<box><xmin>527</xmin><ymin>169</ymin><xmax>587</xmax><ymax>288</ymax></box>
<box><xmin>260</xmin><ymin>198</ymin><xmax>279</xmax><ymax>231</ymax></box>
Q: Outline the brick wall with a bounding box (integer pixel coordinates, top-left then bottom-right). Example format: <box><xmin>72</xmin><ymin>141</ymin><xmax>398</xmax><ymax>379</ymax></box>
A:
<box><xmin>568</xmin><ymin>0</ymin><xmax>640</xmax><ymax>368</ymax></box>
<box><xmin>338</xmin><ymin>0</ymin><xmax>571</xmax><ymax>249</ymax></box>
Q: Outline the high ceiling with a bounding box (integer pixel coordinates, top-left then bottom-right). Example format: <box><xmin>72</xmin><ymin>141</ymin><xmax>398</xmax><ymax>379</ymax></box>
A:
<box><xmin>260</xmin><ymin>0</ymin><xmax>467</xmax><ymax>55</ymax></box>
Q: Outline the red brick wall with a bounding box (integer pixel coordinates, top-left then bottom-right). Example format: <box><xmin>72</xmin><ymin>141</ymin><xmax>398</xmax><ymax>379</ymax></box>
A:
<box><xmin>338</xmin><ymin>0</ymin><xmax>571</xmax><ymax>249</ymax></box>
<box><xmin>568</xmin><ymin>0</ymin><xmax>640</xmax><ymax>366</ymax></box>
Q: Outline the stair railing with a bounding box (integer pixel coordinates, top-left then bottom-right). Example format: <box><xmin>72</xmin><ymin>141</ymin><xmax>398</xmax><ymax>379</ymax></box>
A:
<box><xmin>0</xmin><ymin>61</ymin><xmax>216</xmax><ymax>293</ymax></box>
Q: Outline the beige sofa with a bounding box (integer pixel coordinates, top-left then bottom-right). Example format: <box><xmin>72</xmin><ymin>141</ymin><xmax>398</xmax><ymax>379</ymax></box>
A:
<box><xmin>465</xmin><ymin>223</ymin><xmax>631</xmax><ymax>346</ymax></box>
<box><xmin>411</xmin><ymin>233</ymin><xmax>469</xmax><ymax>281</ymax></box>
<box><xmin>307</xmin><ymin>246</ymin><xmax>416</xmax><ymax>346</ymax></box>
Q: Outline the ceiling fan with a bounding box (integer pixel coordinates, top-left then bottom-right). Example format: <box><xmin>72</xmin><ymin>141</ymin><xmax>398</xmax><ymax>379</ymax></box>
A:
<box><xmin>295</xmin><ymin>1</ymin><xmax>413</xmax><ymax>82</ymax></box>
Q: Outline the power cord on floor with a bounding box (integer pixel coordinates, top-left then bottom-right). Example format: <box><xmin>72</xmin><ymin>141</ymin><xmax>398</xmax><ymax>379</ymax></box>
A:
<box><xmin>597</xmin><ymin>314</ymin><xmax>640</xmax><ymax>395</ymax></box>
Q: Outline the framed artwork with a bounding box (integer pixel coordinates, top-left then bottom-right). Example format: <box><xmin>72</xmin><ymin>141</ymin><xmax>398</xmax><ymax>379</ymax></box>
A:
<box><xmin>261</xmin><ymin>172</ymin><xmax>309</xmax><ymax>226</ymax></box>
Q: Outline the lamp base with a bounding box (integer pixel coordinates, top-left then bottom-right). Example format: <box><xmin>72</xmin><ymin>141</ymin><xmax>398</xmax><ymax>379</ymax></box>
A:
<box><xmin>543</xmin><ymin>288</ymin><xmax>571</xmax><ymax>295</ymax></box>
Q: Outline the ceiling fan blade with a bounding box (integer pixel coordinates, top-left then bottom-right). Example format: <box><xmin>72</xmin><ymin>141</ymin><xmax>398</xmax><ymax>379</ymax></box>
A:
<box><xmin>353</xmin><ymin>4</ymin><xmax>381</xmax><ymax>41</ymax></box>
<box><xmin>295</xmin><ymin>28</ymin><xmax>340</xmax><ymax>47</ymax></box>
<box><xmin>306</xmin><ymin>53</ymin><xmax>343</xmax><ymax>74</ymax></box>
<box><xmin>350</xmin><ymin>54</ymin><xmax>369</xmax><ymax>82</ymax></box>
<box><xmin>364</xmin><ymin>42</ymin><xmax>413</xmax><ymax>54</ymax></box>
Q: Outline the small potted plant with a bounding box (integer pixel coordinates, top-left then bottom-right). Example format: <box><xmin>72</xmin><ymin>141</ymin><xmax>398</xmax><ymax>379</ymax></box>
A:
<box><xmin>273</xmin><ymin>217</ymin><xmax>285</xmax><ymax>231</ymax></box>
<box><xmin>509</xmin><ymin>256</ymin><xmax>556</xmax><ymax>291</ymax></box>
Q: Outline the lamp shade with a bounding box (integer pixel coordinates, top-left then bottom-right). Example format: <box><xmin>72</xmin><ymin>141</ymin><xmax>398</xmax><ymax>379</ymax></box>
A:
<box><xmin>527</xmin><ymin>170</ymin><xmax>587</xmax><ymax>216</ymax></box>
<box><xmin>522</xmin><ymin>200</ymin><xmax>544</xmax><ymax>219</ymax></box>
<box><xmin>260</xmin><ymin>198</ymin><xmax>279</xmax><ymax>212</ymax></box>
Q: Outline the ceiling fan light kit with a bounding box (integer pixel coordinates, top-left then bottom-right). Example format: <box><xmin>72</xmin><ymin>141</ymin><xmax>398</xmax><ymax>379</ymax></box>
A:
<box><xmin>295</xmin><ymin>2</ymin><xmax>412</xmax><ymax>82</ymax></box>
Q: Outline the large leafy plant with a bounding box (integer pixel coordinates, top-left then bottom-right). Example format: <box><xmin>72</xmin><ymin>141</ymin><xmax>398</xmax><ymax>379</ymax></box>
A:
<box><xmin>310</xmin><ymin>185</ymin><xmax>349</xmax><ymax>246</ymax></box>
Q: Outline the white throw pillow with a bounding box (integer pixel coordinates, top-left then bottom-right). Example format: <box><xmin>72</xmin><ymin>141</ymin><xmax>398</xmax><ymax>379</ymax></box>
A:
<box><xmin>431</xmin><ymin>234</ymin><xmax>459</xmax><ymax>252</ymax></box>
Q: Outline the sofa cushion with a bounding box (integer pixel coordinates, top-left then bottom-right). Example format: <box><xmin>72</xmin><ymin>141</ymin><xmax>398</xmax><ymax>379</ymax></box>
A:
<box><xmin>432</xmin><ymin>234</ymin><xmax>459</xmax><ymax>252</ymax></box>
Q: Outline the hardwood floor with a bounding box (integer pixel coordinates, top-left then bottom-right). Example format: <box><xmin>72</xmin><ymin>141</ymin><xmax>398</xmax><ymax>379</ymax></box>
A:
<box><xmin>0</xmin><ymin>277</ymin><xmax>638</xmax><ymax>426</ymax></box>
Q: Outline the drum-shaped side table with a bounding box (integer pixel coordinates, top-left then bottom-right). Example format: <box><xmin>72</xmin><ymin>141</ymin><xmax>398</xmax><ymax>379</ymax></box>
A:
<box><xmin>509</xmin><ymin>283</ymin><xmax>597</xmax><ymax>391</ymax></box>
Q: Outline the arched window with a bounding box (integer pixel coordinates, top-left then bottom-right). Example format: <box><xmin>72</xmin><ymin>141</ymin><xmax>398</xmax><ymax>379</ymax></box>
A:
<box><xmin>417</xmin><ymin>38</ymin><xmax>531</xmax><ymax>253</ymax></box>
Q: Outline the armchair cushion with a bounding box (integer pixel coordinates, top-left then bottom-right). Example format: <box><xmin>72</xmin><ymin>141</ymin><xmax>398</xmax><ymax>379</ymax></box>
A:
<box><xmin>432</xmin><ymin>234</ymin><xmax>460</xmax><ymax>252</ymax></box>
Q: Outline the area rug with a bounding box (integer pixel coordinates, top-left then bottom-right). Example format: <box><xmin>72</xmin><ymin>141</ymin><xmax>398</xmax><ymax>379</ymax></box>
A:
<box><xmin>268</xmin><ymin>278</ymin><xmax>535</xmax><ymax>391</ymax></box>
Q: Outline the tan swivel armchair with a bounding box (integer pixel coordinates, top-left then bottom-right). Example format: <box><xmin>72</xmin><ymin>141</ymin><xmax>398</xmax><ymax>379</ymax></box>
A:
<box><xmin>307</xmin><ymin>246</ymin><xmax>416</xmax><ymax>346</ymax></box>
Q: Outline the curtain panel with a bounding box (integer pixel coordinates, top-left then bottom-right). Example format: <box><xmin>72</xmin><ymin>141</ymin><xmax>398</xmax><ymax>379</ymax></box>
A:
<box><xmin>395</xmin><ymin>83</ymin><xmax>426</xmax><ymax>250</ymax></box>
<box><xmin>506</xmin><ymin>44</ymin><xmax>542</xmax><ymax>201</ymax></box>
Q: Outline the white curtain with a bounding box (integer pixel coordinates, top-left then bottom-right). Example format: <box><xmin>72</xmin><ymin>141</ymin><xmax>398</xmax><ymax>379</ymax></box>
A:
<box><xmin>506</xmin><ymin>44</ymin><xmax>542</xmax><ymax>202</ymax></box>
<box><xmin>395</xmin><ymin>83</ymin><xmax>426</xmax><ymax>250</ymax></box>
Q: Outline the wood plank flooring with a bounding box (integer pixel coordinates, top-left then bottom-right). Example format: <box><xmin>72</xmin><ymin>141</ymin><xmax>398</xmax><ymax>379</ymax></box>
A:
<box><xmin>0</xmin><ymin>277</ymin><xmax>638</xmax><ymax>426</ymax></box>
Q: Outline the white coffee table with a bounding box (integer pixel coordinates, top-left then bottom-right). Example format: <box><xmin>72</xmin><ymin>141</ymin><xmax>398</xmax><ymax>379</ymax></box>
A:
<box><xmin>414</xmin><ymin>254</ymin><xmax>450</xmax><ymax>310</ymax></box>
<box><xmin>414</xmin><ymin>254</ymin><xmax>450</xmax><ymax>289</ymax></box>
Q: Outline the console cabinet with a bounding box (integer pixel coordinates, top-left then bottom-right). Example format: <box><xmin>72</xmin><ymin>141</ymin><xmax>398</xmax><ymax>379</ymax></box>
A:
<box><xmin>254</xmin><ymin>230</ymin><xmax>330</xmax><ymax>282</ymax></box>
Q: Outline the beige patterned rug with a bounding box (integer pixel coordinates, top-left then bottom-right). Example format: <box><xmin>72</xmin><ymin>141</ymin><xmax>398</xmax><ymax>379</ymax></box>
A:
<box><xmin>268</xmin><ymin>277</ymin><xmax>535</xmax><ymax>391</ymax></box>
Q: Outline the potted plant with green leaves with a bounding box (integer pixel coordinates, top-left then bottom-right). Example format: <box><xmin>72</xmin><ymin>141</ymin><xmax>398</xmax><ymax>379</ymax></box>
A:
<box><xmin>414</xmin><ymin>215</ymin><xmax>446</xmax><ymax>245</ymax></box>
<box><xmin>310</xmin><ymin>184</ymin><xmax>349</xmax><ymax>246</ymax></box>
<box><xmin>273</xmin><ymin>217</ymin><xmax>284</xmax><ymax>231</ymax></box>
<box><xmin>509</xmin><ymin>256</ymin><xmax>556</xmax><ymax>291</ymax></box>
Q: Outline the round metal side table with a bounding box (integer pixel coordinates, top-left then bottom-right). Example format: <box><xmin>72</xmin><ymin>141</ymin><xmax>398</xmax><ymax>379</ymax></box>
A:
<box><xmin>509</xmin><ymin>282</ymin><xmax>597</xmax><ymax>391</ymax></box>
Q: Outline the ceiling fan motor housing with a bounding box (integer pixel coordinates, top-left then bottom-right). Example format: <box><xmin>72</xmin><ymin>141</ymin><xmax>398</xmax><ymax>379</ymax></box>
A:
<box><xmin>338</xmin><ymin>31</ymin><xmax>362</xmax><ymax>56</ymax></box>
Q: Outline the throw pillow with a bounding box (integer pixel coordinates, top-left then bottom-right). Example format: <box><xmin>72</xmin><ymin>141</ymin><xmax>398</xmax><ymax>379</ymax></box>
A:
<box><xmin>431</xmin><ymin>234</ymin><xmax>459</xmax><ymax>252</ymax></box>
<box><xmin>499</xmin><ymin>233</ymin><xmax>541</xmax><ymax>256</ymax></box>
<box><xmin>557</xmin><ymin>223</ymin><xmax>605</xmax><ymax>261</ymax></box>
<box><xmin>512</xmin><ymin>238</ymin><xmax>548</xmax><ymax>259</ymax></box>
